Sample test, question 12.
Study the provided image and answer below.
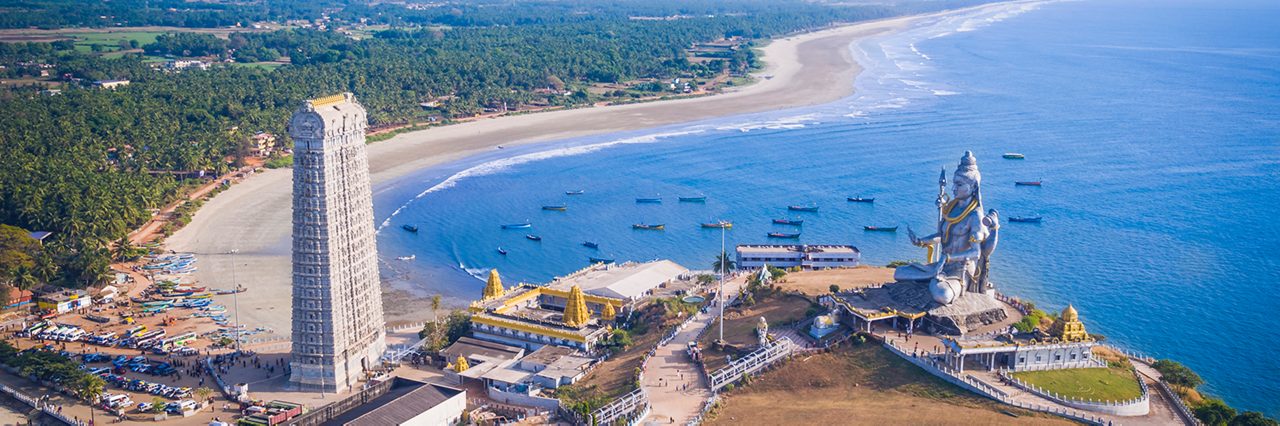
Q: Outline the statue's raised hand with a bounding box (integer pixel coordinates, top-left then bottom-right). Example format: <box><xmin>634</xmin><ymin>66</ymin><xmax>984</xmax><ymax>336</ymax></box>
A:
<box><xmin>908</xmin><ymin>227</ymin><xmax>920</xmax><ymax>246</ymax></box>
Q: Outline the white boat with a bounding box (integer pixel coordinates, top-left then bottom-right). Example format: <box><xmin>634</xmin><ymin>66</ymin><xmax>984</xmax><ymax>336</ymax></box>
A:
<box><xmin>397</xmin><ymin>255</ymin><xmax>416</xmax><ymax>261</ymax></box>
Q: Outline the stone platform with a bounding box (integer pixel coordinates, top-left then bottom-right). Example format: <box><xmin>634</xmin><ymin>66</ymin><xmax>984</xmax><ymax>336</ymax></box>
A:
<box><xmin>836</xmin><ymin>280</ymin><xmax>1009</xmax><ymax>336</ymax></box>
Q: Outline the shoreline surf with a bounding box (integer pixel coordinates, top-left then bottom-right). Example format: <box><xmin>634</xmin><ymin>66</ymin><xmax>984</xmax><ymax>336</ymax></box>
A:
<box><xmin>165</xmin><ymin>1</ymin><xmax>1041</xmax><ymax>336</ymax></box>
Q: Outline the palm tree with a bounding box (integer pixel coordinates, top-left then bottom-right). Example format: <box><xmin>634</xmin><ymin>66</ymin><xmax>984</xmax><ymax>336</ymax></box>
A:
<box><xmin>712</xmin><ymin>251</ymin><xmax>736</xmax><ymax>273</ymax></box>
<box><xmin>194</xmin><ymin>387</ymin><xmax>214</xmax><ymax>410</ymax></box>
<box><xmin>12</xmin><ymin>265</ymin><xmax>39</xmax><ymax>291</ymax></box>
<box><xmin>431</xmin><ymin>294</ymin><xmax>442</xmax><ymax>324</ymax></box>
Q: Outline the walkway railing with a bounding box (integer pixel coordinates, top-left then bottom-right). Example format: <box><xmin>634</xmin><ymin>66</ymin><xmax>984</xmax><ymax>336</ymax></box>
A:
<box><xmin>590</xmin><ymin>387</ymin><xmax>649</xmax><ymax>426</ymax></box>
<box><xmin>998</xmin><ymin>368</ymin><xmax>1150</xmax><ymax>416</ymax></box>
<box><xmin>707</xmin><ymin>337</ymin><xmax>795</xmax><ymax>391</ymax></box>
<box><xmin>880</xmin><ymin>337</ymin><xmax>1109</xmax><ymax>425</ymax></box>
<box><xmin>0</xmin><ymin>383</ymin><xmax>75</xmax><ymax>425</ymax></box>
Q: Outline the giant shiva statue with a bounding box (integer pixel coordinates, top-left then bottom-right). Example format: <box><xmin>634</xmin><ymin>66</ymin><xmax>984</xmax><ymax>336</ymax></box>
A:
<box><xmin>895</xmin><ymin>151</ymin><xmax>1001</xmax><ymax>305</ymax></box>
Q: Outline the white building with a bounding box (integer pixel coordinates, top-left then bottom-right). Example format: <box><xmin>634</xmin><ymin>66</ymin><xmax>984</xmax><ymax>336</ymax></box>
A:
<box><xmin>736</xmin><ymin>244</ymin><xmax>860</xmax><ymax>270</ymax></box>
<box><xmin>328</xmin><ymin>380</ymin><xmax>466</xmax><ymax>426</ymax></box>
<box><xmin>547</xmin><ymin>260</ymin><xmax>689</xmax><ymax>303</ymax></box>
<box><xmin>287</xmin><ymin>93</ymin><xmax>386</xmax><ymax>392</ymax></box>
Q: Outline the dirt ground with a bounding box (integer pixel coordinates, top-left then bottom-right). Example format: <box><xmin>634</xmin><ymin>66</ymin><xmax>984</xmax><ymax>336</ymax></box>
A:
<box><xmin>775</xmin><ymin>267</ymin><xmax>895</xmax><ymax>296</ymax></box>
<box><xmin>705</xmin><ymin>343</ymin><xmax>1076</xmax><ymax>426</ymax></box>
<box><xmin>699</xmin><ymin>294</ymin><xmax>815</xmax><ymax>370</ymax></box>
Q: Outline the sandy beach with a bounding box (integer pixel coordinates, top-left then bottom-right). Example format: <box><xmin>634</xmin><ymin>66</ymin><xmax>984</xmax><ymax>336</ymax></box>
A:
<box><xmin>166</xmin><ymin>5</ymin><xmax>1000</xmax><ymax>339</ymax></box>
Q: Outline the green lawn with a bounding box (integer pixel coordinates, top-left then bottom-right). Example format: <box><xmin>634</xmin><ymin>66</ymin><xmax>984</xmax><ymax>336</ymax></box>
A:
<box><xmin>71</xmin><ymin>31</ymin><xmax>163</xmax><ymax>52</ymax></box>
<box><xmin>1010</xmin><ymin>367</ymin><xmax>1143</xmax><ymax>402</ymax></box>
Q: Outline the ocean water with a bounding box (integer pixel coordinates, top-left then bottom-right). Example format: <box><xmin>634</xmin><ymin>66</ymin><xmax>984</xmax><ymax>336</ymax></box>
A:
<box><xmin>373</xmin><ymin>0</ymin><xmax>1280</xmax><ymax>415</ymax></box>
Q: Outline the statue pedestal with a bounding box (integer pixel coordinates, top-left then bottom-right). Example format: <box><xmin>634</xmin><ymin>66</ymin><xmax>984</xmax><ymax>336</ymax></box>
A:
<box><xmin>927</xmin><ymin>292</ymin><xmax>1008</xmax><ymax>336</ymax></box>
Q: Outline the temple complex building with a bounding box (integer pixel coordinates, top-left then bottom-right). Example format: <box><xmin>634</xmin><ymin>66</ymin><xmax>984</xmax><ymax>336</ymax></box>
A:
<box><xmin>286</xmin><ymin>93</ymin><xmax>386</xmax><ymax>392</ymax></box>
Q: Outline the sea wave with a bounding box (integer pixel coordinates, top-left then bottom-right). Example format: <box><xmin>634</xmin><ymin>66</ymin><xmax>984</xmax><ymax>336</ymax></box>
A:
<box><xmin>376</xmin><ymin>128</ymin><xmax>707</xmax><ymax>231</ymax></box>
<box><xmin>377</xmin><ymin>0</ymin><xmax>1056</xmax><ymax>232</ymax></box>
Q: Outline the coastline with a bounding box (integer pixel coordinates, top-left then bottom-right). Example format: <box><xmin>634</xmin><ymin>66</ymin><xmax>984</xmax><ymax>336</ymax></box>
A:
<box><xmin>165</xmin><ymin>3</ymin><xmax>1010</xmax><ymax>337</ymax></box>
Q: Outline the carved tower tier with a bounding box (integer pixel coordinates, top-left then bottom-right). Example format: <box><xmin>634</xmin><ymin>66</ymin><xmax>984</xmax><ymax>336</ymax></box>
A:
<box><xmin>287</xmin><ymin>93</ymin><xmax>386</xmax><ymax>392</ymax></box>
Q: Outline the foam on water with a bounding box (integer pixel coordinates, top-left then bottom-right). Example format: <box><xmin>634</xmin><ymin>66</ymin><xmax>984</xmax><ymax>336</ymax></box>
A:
<box><xmin>374</xmin><ymin>0</ymin><xmax>1280</xmax><ymax>415</ymax></box>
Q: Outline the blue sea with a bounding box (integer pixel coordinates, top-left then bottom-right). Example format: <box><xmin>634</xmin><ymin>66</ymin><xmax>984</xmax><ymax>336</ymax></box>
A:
<box><xmin>373</xmin><ymin>0</ymin><xmax>1280</xmax><ymax>415</ymax></box>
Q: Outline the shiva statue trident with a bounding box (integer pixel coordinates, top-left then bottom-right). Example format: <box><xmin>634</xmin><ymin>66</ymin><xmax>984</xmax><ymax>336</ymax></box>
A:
<box><xmin>896</xmin><ymin>151</ymin><xmax>1000</xmax><ymax>305</ymax></box>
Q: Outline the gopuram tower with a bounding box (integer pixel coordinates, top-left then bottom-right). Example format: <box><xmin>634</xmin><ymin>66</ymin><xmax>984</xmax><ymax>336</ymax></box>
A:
<box><xmin>286</xmin><ymin>93</ymin><xmax>386</xmax><ymax>392</ymax></box>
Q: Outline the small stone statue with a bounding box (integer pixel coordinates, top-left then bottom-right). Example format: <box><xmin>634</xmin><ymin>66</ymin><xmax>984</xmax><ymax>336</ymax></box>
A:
<box><xmin>757</xmin><ymin>316</ymin><xmax>769</xmax><ymax>347</ymax></box>
<box><xmin>896</xmin><ymin>151</ymin><xmax>1000</xmax><ymax>305</ymax></box>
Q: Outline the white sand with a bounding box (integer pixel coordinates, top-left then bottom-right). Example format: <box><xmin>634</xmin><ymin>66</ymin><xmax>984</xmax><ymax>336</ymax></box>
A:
<box><xmin>166</xmin><ymin>7</ymin><xmax>993</xmax><ymax>337</ymax></box>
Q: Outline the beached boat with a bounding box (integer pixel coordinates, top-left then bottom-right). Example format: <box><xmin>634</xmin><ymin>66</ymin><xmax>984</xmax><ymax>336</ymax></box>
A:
<box><xmin>541</xmin><ymin>205</ymin><xmax>568</xmax><ymax>211</ymax></box>
<box><xmin>1003</xmin><ymin>153</ymin><xmax>1025</xmax><ymax>159</ymax></box>
<box><xmin>1009</xmin><ymin>216</ymin><xmax>1043</xmax><ymax>223</ymax></box>
<box><xmin>679</xmin><ymin>196</ymin><xmax>707</xmax><ymax>202</ymax></box>
<box><xmin>768</xmin><ymin>232</ymin><xmax>801</xmax><ymax>239</ymax></box>
<box><xmin>589</xmin><ymin>257</ymin><xmax>615</xmax><ymax>264</ymax></box>
<box><xmin>635</xmin><ymin>197</ymin><xmax>662</xmax><ymax>203</ymax></box>
<box><xmin>1015</xmin><ymin>181</ymin><xmax>1043</xmax><ymax>186</ymax></box>
<box><xmin>632</xmin><ymin>224</ymin><xmax>665</xmax><ymax>230</ymax></box>
<box><xmin>501</xmin><ymin>222</ymin><xmax>532</xmax><ymax>229</ymax></box>
<box><xmin>565</xmin><ymin>190</ymin><xmax>585</xmax><ymax>195</ymax></box>
<box><xmin>846</xmin><ymin>197</ymin><xmax>875</xmax><ymax>203</ymax></box>
<box><xmin>402</xmin><ymin>224</ymin><xmax>419</xmax><ymax>232</ymax></box>
<box><xmin>497</xmin><ymin>247</ymin><xmax>508</xmax><ymax>255</ymax></box>
<box><xmin>526</xmin><ymin>234</ymin><xmax>542</xmax><ymax>241</ymax></box>
<box><xmin>863</xmin><ymin>226</ymin><xmax>898</xmax><ymax>232</ymax></box>
<box><xmin>582</xmin><ymin>241</ymin><xmax>599</xmax><ymax>249</ymax></box>
<box><xmin>772</xmin><ymin>218</ymin><xmax>804</xmax><ymax>226</ymax></box>
<box><xmin>701</xmin><ymin>221</ymin><xmax>732</xmax><ymax>229</ymax></box>
<box><xmin>397</xmin><ymin>255</ymin><xmax>416</xmax><ymax>261</ymax></box>
<box><xmin>788</xmin><ymin>205</ymin><xmax>819</xmax><ymax>212</ymax></box>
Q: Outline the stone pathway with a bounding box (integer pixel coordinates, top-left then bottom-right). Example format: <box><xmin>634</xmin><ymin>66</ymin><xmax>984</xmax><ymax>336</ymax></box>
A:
<box><xmin>640</xmin><ymin>276</ymin><xmax>745</xmax><ymax>425</ymax></box>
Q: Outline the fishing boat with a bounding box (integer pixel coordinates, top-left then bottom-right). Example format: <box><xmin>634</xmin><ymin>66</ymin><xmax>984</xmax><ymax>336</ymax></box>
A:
<box><xmin>1014</xmin><ymin>181</ymin><xmax>1043</xmax><ymax>186</ymax></box>
<box><xmin>1009</xmin><ymin>216</ymin><xmax>1043</xmax><ymax>223</ymax></box>
<box><xmin>678</xmin><ymin>196</ymin><xmax>707</xmax><ymax>202</ymax></box>
<box><xmin>565</xmin><ymin>190</ymin><xmax>585</xmax><ymax>195</ymax></box>
<box><xmin>635</xmin><ymin>197</ymin><xmax>662</xmax><ymax>203</ymax></box>
<box><xmin>846</xmin><ymin>197</ymin><xmax>875</xmax><ymax>203</ymax></box>
<box><xmin>772</xmin><ymin>218</ymin><xmax>804</xmax><ymax>226</ymax></box>
<box><xmin>767</xmin><ymin>232</ymin><xmax>801</xmax><ymax>239</ymax></box>
<box><xmin>397</xmin><ymin>255</ymin><xmax>416</xmax><ymax>261</ymax></box>
<box><xmin>497</xmin><ymin>247</ymin><xmax>508</xmax><ymax>255</ymax></box>
<box><xmin>402</xmin><ymin>224</ymin><xmax>419</xmax><ymax>233</ymax></box>
<box><xmin>582</xmin><ymin>241</ymin><xmax>599</xmax><ymax>249</ymax></box>
<box><xmin>526</xmin><ymin>234</ymin><xmax>542</xmax><ymax>241</ymax></box>
<box><xmin>1003</xmin><ymin>153</ymin><xmax>1025</xmax><ymax>159</ymax></box>
<box><xmin>589</xmin><ymin>257</ymin><xmax>615</xmax><ymax>264</ymax></box>
<box><xmin>864</xmin><ymin>226</ymin><xmax>898</xmax><ymax>232</ymax></box>
<box><xmin>501</xmin><ymin>222</ymin><xmax>532</xmax><ymax>229</ymax></box>
<box><xmin>632</xmin><ymin>224</ymin><xmax>665</xmax><ymax>230</ymax></box>
<box><xmin>701</xmin><ymin>221</ymin><xmax>732</xmax><ymax>229</ymax></box>
<box><xmin>542</xmin><ymin>205</ymin><xmax>568</xmax><ymax>211</ymax></box>
<box><xmin>788</xmin><ymin>205</ymin><xmax>819</xmax><ymax>212</ymax></box>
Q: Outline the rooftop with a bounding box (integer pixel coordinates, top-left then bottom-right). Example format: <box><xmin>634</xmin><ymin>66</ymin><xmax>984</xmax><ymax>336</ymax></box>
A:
<box><xmin>326</xmin><ymin>378</ymin><xmax>463</xmax><ymax>425</ymax></box>
<box><xmin>441</xmin><ymin>336</ymin><xmax>524</xmax><ymax>363</ymax></box>
<box><xmin>737</xmin><ymin>244</ymin><xmax>859</xmax><ymax>254</ymax></box>
<box><xmin>548</xmin><ymin>260</ymin><xmax>688</xmax><ymax>300</ymax></box>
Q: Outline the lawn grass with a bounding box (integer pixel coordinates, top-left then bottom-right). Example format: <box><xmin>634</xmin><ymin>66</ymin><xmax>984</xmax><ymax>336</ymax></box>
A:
<box><xmin>70</xmin><ymin>31</ymin><xmax>163</xmax><ymax>52</ymax></box>
<box><xmin>705</xmin><ymin>343</ymin><xmax>1074</xmax><ymax>425</ymax></box>
<box><xmin>1010</xmin><ymin>367</ymin><xmax>1143</xmax><ymax>402</ymax></box>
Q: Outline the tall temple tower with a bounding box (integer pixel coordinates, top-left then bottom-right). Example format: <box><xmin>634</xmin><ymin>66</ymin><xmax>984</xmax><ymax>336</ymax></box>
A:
<box><xmin>286</xmin><ymin>93</ymin><xmax>386</xmax><ymax>392</ymax></box>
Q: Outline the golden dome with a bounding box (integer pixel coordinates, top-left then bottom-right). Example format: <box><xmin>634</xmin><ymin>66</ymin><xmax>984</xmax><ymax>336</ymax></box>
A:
<box><xmin>1062</xmin><ymin>304</ymin><xmax>1079</xmax><ymax>322</ymax></box>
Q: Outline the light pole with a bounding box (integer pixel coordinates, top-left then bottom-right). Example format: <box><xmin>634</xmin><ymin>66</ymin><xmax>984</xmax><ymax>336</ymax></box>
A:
<box><xmin>229</xmin><ymin>249</ymin><xmax>240</xmax><ymax>355</ymax></box>
<box><xmin>718</xmin><ymin>225</ymin><xmax>725</xmax><ymax>343</ymax></box>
